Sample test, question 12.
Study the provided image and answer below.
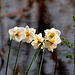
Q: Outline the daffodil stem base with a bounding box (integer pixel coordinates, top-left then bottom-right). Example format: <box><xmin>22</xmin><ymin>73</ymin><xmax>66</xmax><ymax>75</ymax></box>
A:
<box><xmin>5</xmin><ymin>39</ymin><xmax>13</xmax><ymax>75</ymax></box>
<box><xmin>13</xmin><ymin>40</ymin><xmax>22</xmax><ymax>75</ymax></box>
<box><xmin>26</xmin><ymin>42</ymin><xmax>43</xmax><ymax>75</ymax></box>
<box><xmin>38</xmin><ymin>50</ymin><xmax>44</xmax><ymax>75</ymax></box>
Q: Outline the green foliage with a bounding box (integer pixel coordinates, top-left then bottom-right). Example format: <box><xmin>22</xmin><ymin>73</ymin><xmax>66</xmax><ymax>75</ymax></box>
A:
<box><xmin>62</xmin><ymin>37</ymin><xmax>65</xmax><ymax>40</ymax></box>
<box><xmin>66</xmin><ymin>41</ymin><xmax>70</xmax><ymax>44</ymax></box>
<box><xmin>60</xmin><ymin>42</ymin><xmax>63</xmax><ymax>46</ymax></box>
<box><xmin>66</xmin><ymin>54</ymin><xmax>73</xmax><ymax>59</ymax></box>
<box><xmin>63</xmin><ymin>41</ymin><xmax>70</xmax><ymax>45</ymax></box>
<box><xmin>5</xmin><ymin>39</ymin><xmax>13</xmax><ymax>75</ymax></box>
<box><xmin>73</xmin><ymin>61</ymin><xmax>75</xmax><ymax>64</ymax></box>
<box><xmin>73</xmin><ymin>16</ymin><xmax>75</xmax><ymax>21</ymax></box>
<box><xmin>56</xmin><ymin>49</ymin><xmax>59</xmax><ymax>50</ymax></box>
<box><xmin>71</xmin><ymin>44</ymin><xmax>74</xmax><ymax>46</ymax></box>
<box><xmin>26</xmin><ymin>42</ymin><xmax>43</xmax><ymax>75</ymax></box>
<box><xmin>68</xmin><ymin>45</ymin><xmax>72</xmax><ymax>48</ymax></box>
<box><xmin>38</xmin><ymin>51</ymin><xmax>44</xmax><ymax>75</ymax></box>
<box><xmin>73</xmin><ymin>25</ymin><xmax>75</xmax><ymax>27</ymax></box>
<box><xmin>59</xmin><ymin>51</ymin><xmax>62</xmax><ymax>54</ymax></box>
<box><xmin>63</xmin><ymin>41</ymin><xmax>66</xmax><ymax>43</ymax></box>
<box><xmin>13</xmin><ymin>40</ymin><xmax>22</xmax><ymax>75</ymax></box>
<box><xmin>61</xmin><ymin>39</ymin><xmax>73</xmax><ymax>48</ymax></box>
<box><xmin>56</xmin><ymin>49</ymin><xmax>62</xmax><ymax>54</ymax></box>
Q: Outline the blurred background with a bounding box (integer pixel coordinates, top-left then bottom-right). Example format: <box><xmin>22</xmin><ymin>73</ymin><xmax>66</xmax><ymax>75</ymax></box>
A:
<box><xmin>0</xmin><ymin>0</ymin><xmax>74</xmax><ymax>75</ymax></box>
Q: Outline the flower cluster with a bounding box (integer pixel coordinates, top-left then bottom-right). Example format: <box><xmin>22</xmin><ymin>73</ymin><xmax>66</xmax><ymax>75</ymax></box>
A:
<box><xmin>9</xmin><ymin>26</ymin><xmax>61</xmax><ymax>52</ymax></box>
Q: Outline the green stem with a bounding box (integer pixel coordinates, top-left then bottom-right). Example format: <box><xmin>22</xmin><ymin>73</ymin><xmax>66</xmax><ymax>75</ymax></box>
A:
<box><xmin>26</xmin><ymin>42</ymin><xmax>43</xmax><ymax>75</ymax></box>
<box><xmin>5</xmin><ymin>39</ymin><xmax>13</xmax><ymax>75</ymax></box>
<box><xmin>38</xmin><ymin>50</ymin><xmax>44</xmax><ymax>75</ymax></box>
<box><xmin>13</xmin><ymin>40</ymin><xmax>22</xmax><ymax>75</ymax></box>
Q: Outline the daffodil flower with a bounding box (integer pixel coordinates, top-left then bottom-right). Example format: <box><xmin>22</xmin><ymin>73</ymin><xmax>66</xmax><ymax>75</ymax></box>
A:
<box><xmin>22</xmin><ymin>26</ymin><xmax>36</xmax><ymax>43</ymax></box>
<box><xmin>9</xmin><ymin>26</ymin><xmax>25</xmax><ymax>42</ymax></box>
<box><xmin>44</xmin><ymin>28</ymin><xmax>61</xmax><ymax>52</ymax></box>
<box><xmin>44</xmin><ymin>28</ymin><xmax>61</xmax><ymax>40</ymax></box>
<box><xmin>31</xmin><ymin>33</ymin><xmax>44</xmax><ymax>49</ymax></box>
<box><xmin>45</xmin><ymin>36</ymin><xmax>61</xmax><ymax>52</ymax></box>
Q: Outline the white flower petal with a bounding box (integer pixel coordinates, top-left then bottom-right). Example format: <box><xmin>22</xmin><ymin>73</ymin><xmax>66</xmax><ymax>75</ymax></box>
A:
<box><xmin>30</xmin><ymin>28</ymin><xmax>36</xmax><ymax>33</ymax></box>
<box><xmin>9</xmin><ymin>29</ymin><xmax>15</xmax><ymax>35</ymax></box>
<box><xmin>50</xmin><ymin>28</ymin><xmax>61</xmax><ymax>36</ymax></box>
<box><xmin>25</xmin><ymin>25</ymin><xmax>30</xmax><ymax>32</ymax></box>
<box><xmin>14</xmin><ymin>26</ymin><xmax>18</xmax><ymax>30</ymax></box>
<box><xmin>31</xmin><ymin>41</ymin><xmax>38</xmax><ymax>49</ymax></box>
<box><xmin>15</xmin><ymin>37</ymin><xmax>22</xmax><ymax>42</ymax></box>
<box><xmin>31</xmin><ymin>33</ymin><xmax>44</xmax><ymax>49</ymax></box>
<box><xmin>8</xmin><ymin>26</ymin><xmax>25</xmax><ymax>42</ymax></box>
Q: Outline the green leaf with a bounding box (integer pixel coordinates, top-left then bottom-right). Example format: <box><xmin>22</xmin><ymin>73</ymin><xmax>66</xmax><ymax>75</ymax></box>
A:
<box><xmin>60</xmin><ymin>42</ymin><xmax>63</xmax><ymax>46</ymax></box>
<box><xmin>63</xmin><ymin>41</ymin><xmax>70</xmax><ymax>45</ymax></box>
<box><xmin>5</xmin><ymin>39</ymin><xmax>13</xmax><ymax>75</ymax></box>
<box><xmin>38</xmin><ymin>50</ymin><xmax>44</xmax><ymax>75</ymax></box>
<box><xmin>59</xmin><ymin>51</ymin><xmax>62</xmax><ymax>54</ymax></box>
<box><xmin>71</xmin><ymin>44</ymin><xmax>74</xmax><ymax>46</ymax></box>
<box><xmin>56</xmin><ymin>49</ymin><xmax>59</xmax><ymax>51</ymax></box>
<box><xmin>62</xmin><ymin>37</ymin><xmax>65</xmax><ymax>40</ymax></box>
<box><xmin>73</xmin><ymin>16</ymin><xmax>75</xmax><ymax>21</ymax></box>
<box><xmin>69</xmin><ymin>55</ymin><xmax>73</xmax><ymax>59</ymax></box>
<box><xmin>73</xmin><ymin>25</ymin><xmax>75</xmax><ymax>27</ymax></box>
<box><xmin>73</xmin><ymin>61</ymin><xmax>75</xmax><ymax>64</ymax></box>
<box><xmin>68</xmin><ymin>45</ymin><xmax>72</xmax><ymax>48</ymax></box>
<box><xmin>26</xmin><ymin>42</ymin><xmax>43</xmax><ymax>75</ymax></box>
<box><xmin>56</xmin><ymin>49</ymin><xmax>62</xmax><ymax>54</ymax></box>
<box><xmin>63</xmin><ymin>41</ymin><xmax>67</xmax><ymax>44</ymax></box>
<box><xmin>66</xmin><ymin>54</ymin><xmax>69</xmax><ymax>58</ymax></box>
<box><xmin>13</xmin><ymin>40</ymin><xmax>22</xmax><ymax>75</ymax></box>
<box><xmin>66</xmin><ymin>54</ymin><xmax>73</xmax><ymax>59</ymax></box>
<box><xmin>66</xmin><ymin>41</ymin><xmax>70</xmax><ymax>45</ymax></box>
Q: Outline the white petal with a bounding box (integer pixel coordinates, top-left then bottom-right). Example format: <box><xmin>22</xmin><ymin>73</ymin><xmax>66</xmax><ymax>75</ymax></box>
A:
<box><xmin>19</xmin><ymin>27</ymin><xmax>25</xmax><ymax>33</ymax></box>
<box><xmin>14</xmin><ymin>26</ymin><xmax>18</xmax><ymax>30</ymax></box>
<box><xmin>9</xmin><ymin>29</ymin><xmax>15</xmax><ymax>35</ymax></box>
<box><xmin>30</xmin><ymin>28</ymin><xmax>36</xmax><ymax>33</ymax></box>
<box><xmin>55</xmin><ymin>30</ymin><xmax>61</xmax><ymax>36</ymax></box>
<box><xmin>22</xmin><ymin>38</ymin><xmax>31</xmax><ymax>43</ymax></box>
<box><xmin>25</xmin><ymin>25</ymin><xmax>29</xmax><ymax>32</ymax></box>
<box><xmin>31</xmin><ymin>41</ymin><xmax>38</xmax><ymax>49</ymax></box>
<box><xmin>15</xmin><ymin>37</ymin><xmax>22</xmax><ymax>42</ymax></box>
<box><xmin>10</xmin><ymin>35</ymin><xmax>13</xmax><ymax>40</ymax></box>
<box><xmin>51</xmin><ymin>28</ymin><xmax>61</xmax><ymax>36</ymax></box>
<box><xmin>49</xmin><ymin>47</ymin><xmax>54</xmax><ymax>52</ymax></box>
<box><xmin>55</xmin><ymin>36</ymin><xmax>61</xmax><ymax>44</ymax></box>
<box><xmin>52</xmin><ymin>44</ymin><xmax>57</xmax><ymax>48</ymax></box>
<box><xmin>36</xmin><ymin>33</ymin><xmax>43</xmax><ymax>39</ymax></box>
<box><xmin>44</xmin><ymin>29</ymin><xmax>50</xmax><ymax>35</ymax></box>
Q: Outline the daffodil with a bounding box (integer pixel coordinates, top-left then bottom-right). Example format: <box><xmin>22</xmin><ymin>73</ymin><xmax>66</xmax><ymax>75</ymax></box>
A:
<box><xmin>9</xmin><ymin>26</ymin><xmax>25</xmax><ymax>42</ymax></box>
<box><xmin>22</xmin><ymin>26</ymin><xmax>36</xmax><ymax>43</ymax></box>
<box><xmin>31</xmin><ymin>33</ymin><xmax>44</xmax><ymax>49</ymax></box>
<box><xmin>44</xmin><ymin>28</ymin><xmax>61</xmax><ymax>52</ymax></box>
<box><xmin>44</xmin><ymin>28</ymin><xmax>61</xmax><ymax>40</ymax></box>
<box><xmin>45</xmin><ymin>36</ymin><xmax>61</xmax><ymax>52</ymax></box>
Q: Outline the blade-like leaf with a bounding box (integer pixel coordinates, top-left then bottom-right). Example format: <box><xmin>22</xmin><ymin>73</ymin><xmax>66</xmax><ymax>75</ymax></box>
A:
<box><xmin>5</xmin><ymin>39</ymin><xmax>13</xmax><ymax>75</ymax></box>
<box><xmin>26</xmin><ymin>42</ymin><xmax>43</xmax><ymax>75</ymax></box>
<box><xmin>38</xmin><ymin>50</ymin><xmax>44</xmax><ymax>75</ymax></box>
<box><xmin>13</xmin><ymin>40</ymin><xmax>22</xmax><ymax>75</ymax></box>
